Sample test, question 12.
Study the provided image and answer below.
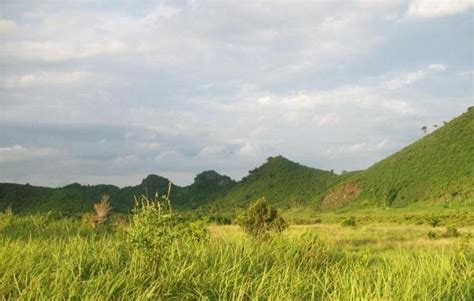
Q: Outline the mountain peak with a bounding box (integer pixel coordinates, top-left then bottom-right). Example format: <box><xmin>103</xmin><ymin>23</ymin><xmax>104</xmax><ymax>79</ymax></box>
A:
<box><xmin>140</xmin><ymin>174</ymin><xmax>171</xmax><ymax>187</ymax></box>
<box><xmin>193</xmin><ymin>170</ymin><xmax>234</xmax><ymax>187</ymax></box>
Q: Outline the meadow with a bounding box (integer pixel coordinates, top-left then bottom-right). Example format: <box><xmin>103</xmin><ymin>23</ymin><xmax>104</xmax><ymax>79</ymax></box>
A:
<box><xmin>1</xmin><ymin>206</ymin><xmax>473</xmax><ymax>300</ymax></box>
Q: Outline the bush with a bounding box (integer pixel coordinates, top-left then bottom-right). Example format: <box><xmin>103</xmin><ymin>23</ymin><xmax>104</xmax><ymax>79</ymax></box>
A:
<box><xmin>93</xmin><ymin>195</ymin><xmax>112</xmax><ymax>225</ymax></box>
<box><xmin>341</xmin><ymin>216</ymin><xmax>356</xmax><ymax>227</ymax></box>
<box><xmin>208</xmin><ymin>214</ymin><xmax>233</xmax><ymax>225</ymax></box>
<box><xmin>292</xmin><ymin>217</ymin><xmax>322</xmax><ymax>225</ymax></box>
<box><xmin>429</xmin><ymin>217</ymin><xmax>441</xmax><ymax>227</ymax></box>
<box><xmin>427</xmin><ymin>231</ymin><xmax>437</xmax><ymax>239</ymax></box>
<box><xmin>127</xmin><ymin>185</ymin><xmax>208</xmax><ymax>260</ymax></box>
<box><xmin>442</xmin><ymin>227</ymin><xmax>460</xmax><ymax>238</ymax></box>
<box><xmin>236</xmin><ymin>197</ymin><xmax>288</xmax><ymax>238</ymax></box>
<box><xmin>0</xmin><ymin>207</ymin><xmax>14</xmax><ymax>231</ymax></box>
<box><xmin>82</xmin><ymin>195</ymin><xmax>112</xmax><ymax>229</ymax></box>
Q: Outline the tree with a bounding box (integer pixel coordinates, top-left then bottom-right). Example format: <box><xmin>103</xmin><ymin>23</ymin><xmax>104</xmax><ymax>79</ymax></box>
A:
<box><xmin>237</xmin><ymin>197</ymin><xmax>288</xmax><ymax>238</ymax></box>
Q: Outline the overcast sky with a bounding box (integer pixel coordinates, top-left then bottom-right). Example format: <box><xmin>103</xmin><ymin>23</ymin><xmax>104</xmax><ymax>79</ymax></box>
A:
<box><xmin>0</xmin><ymin>0</ymin><xmax>473</xmax><ymax>187</ymax></box>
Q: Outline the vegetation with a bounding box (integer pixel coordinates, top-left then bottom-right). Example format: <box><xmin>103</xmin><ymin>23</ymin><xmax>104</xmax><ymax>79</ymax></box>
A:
<box><xmin>207</xmin><ymin>156</ymin><xmax>339</xmax><ymax>211</ymax></box>
<box><xmin>323</xmin><ymin>108</ymin><xmax>474</xmax><ymax>209</ymax></box>
<box><xmin>0</xmin><ymin>212</ymin><xmax>472</xmax><ymax>300</ymax></box>
<box><xmin>127</xmin><ymin>185</ymin><xmax>208</xmax><ymax>260</ymax></box>
<box><xmin>236</xmin><ymin>198</ymin><xmax>288</xmax><ymax>237</ymax></box>
<box><xmin>341</xmin><ymin>216</ymin><xmax>357</xmax><ymax>227</ymax></box>
<box><xmin>0</xmin><ymin>171</ymin><xmax>234</xmax><ymax>214</ymax></box>
<box><xmin>0</xmin><ymin>108</ymin><xmax>473</xmax><ymax>299</ymax></box>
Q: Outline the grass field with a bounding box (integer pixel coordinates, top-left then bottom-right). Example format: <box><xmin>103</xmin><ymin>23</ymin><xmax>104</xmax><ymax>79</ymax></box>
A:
<box><xmin>1</xmin><ymin>209</ymin><xmax>473</xmax><ymax>300</ymax></box>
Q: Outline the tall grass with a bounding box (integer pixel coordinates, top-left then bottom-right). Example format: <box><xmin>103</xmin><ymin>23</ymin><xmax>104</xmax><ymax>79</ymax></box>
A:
<box><xmin>0</xmin><ymin>215</ymin><xmax>472</xmax><ymax>300</ymax></box>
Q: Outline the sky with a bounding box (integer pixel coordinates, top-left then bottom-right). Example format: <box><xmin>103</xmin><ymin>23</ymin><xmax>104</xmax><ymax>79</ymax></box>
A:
<box><xmin>0</xmin><ymin>0</ymin><xmax>473</xmax><ymax>187</ymax></box>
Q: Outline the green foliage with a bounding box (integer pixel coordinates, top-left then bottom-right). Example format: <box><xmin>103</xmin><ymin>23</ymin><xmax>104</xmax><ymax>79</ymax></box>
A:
<box><xmin>127</xmin><ymin>192</ymin><xmax>208</xmax><ymax>260</ymax></box>
<box><xmin>341</xmin><ymin>216</ymin><xmax>357</xmax><ymax>227</ymax></box>
<box><xmin>427</xmin><ymin>231</ymin><xmax>437</xmax><ymax>239</ymax></box>
<box><xmin>209</xmin><ymin>156</ymin><xmax>339</xmax><ymax>211</ymax></box>
<box><xmin>0</xmin><ymin>171</ymin><xmax>235</xmax><ymax>214</ymax></box>
<box><xmin>0</xmin><ymin>206</ymin><xmax>14</xmax><ymax>231</ymax></box>
<box><xmin>237</xmin><ymin>197</ymin><xmax>288</xmax><ymax>237</ymax></box>
<box><xmin>326</xmin><ymin>109</ymin><xmax>474</xmax><ymax>208</ymax></box>
<box><xmin>443</xmin><ymin>227</ymin><xmax>460</xmax><ymax>238</ymax></box>
<box><xmin>430</xmin><ymin>217</ymin><xmax>441</xmax><ymax>227</ymax></box>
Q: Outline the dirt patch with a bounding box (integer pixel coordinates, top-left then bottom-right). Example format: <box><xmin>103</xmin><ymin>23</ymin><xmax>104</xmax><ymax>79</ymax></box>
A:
<box><xmin>320</xmin><ymin>182</ymin><xmax>361</xmax><ymax>210</ymax></box>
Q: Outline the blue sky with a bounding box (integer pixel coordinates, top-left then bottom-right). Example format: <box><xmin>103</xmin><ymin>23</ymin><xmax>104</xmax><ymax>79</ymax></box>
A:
<box><xmin>0</xmin><ymin>0</ymin><xmax>473</xmax><ymax>187</ymax></box>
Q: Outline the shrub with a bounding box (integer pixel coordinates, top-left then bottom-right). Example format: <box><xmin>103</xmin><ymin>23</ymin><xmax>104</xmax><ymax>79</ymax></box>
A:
<box><xmin>341</xmin><ymin>216</ymin><xmax>357</xmax><ymax>227</ymax></box>
<box><xmin>81</xmin><ymin>212</ymin><xmax>96</xmax><ymax>228</ymax></box>
<box><xmin>208</xmin><ymin>214</ymin><xmax>233</xmax><ymax>225</ymax></box>
<box><xmin>127</xmin><ymin>184</ymin><xmax>208</xmax><ymax>260</ymax></box>
<box><xmin>0</xmin><ymin>206</ymin><xmax>14</xmax><ymax>231</ymax></box>
<box><xmin>427</xmin><ymin>231</ymin><xmax>437</xmax><ymax>239</ymax></box>
<box><xmin>429</xmin><ymin>217</ymin><xmax>441</xmax><ymax>227</ymax></box>
<box><xmin>442</xmin><ymin>227</ymin><xmax>460</xmax><ymax>238</ymax></box>
<box><xmin>236</xmin><ymin>197</ymin><xmax>288</xmax><ymax>238</ymax></box>
<box><xmin>93</xmin><ymin>195</ymin><xmax>112</xmax><ymax>225</ymax></box>
<box><xmin>292</xmin><ymin>217</ymin><xmax>322</xmax><ymax>225</ymax></box>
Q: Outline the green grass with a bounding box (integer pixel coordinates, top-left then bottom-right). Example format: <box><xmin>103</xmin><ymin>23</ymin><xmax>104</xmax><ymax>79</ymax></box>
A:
<box><xmin>283</xmin><ymin>198</ymin><xmax>474</xmax><ymax>226</ymax></box>
<box><xmin>1</xmin><ymin>213</ymin><xmax>472</xmax><ymax>300</ymax></box>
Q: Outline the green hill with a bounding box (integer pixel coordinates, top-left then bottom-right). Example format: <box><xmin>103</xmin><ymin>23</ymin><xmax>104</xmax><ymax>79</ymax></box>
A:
<box><xmin>0</xmin><ymin>171</ymin><xmax>235</xmax><ymax>214</ymax></box>
<box><xmin>207</xmin><ymin>156</ymin><xmax>339</xmax><ymax>210</ymax></box>
<box><xmin>321</xmin><ymin>108</ymin><xmax>474</xmax><ymax>209</ymax></box>
<box><xmin>2</xmin><ymin>109</ymin><xmax>472</xmax><ymax>214</ymax></box>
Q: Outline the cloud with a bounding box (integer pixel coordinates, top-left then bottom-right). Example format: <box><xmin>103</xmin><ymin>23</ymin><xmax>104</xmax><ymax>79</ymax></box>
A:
<box><xmin>3</xmin><ymin>71</ymin><xmax>90</xmax><ymax>89</ymax></box>
<box><xmin>407</xmin><ymin>0</ymin><xmax>474</xmax><ymax>18</ymax></box>
<box><xmin>327</xmin><ymin>139</ymin><xmax>394</xmax><ymax>156</ymax></box>
<box><xmin>1</xmin><ymin>40</ymin><xmax>128</xmax><ymax>62</ymax></box>
<box><xmin>0</xmin><ymin>145</ymin><xmax>62</xmax><ymax>163</ymax></box>
<box><xmin>0</xmin><ymin>19</ymin><xmax>17</xmax><ymax>34</ymax></box>
<box><xmin>0</xmin><ymin>1</ymin><xmax>471</xmax><ymax>186</ymax></box>
<box><xmin>381</xmin><ymin>64</ymin><xmax>446</xmax><ymax>90</ymax></box>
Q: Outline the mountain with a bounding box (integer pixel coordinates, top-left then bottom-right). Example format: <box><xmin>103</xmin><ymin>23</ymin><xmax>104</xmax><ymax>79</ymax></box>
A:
<box><xmin>176</xmin><ymin>171</ymin><xmax>236</xmax><ymax>209</ymax></box>
<box><xmin>0</xmin><ymin>171</ymin><xmax>235</xmax><ymax>214</ymax></box>
<box><xmin>2</xmin><ymin>109</ymin><xmax>472</xmax><ymax>214</ymax></box>
<box><xmin>206</xmin><ymin>156</ymin><xmax>339</xmax><ymax>210</ymax></box>
<box><xmin>321</xmin><ymin>108</ymin><xmax>474</xmax><ymax>210</ymax></box>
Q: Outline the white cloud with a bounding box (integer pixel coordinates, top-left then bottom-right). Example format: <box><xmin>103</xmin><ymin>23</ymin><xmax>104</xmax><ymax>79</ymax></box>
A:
<box><xmin>407</xmin><ymin>0</ymin><xmax>474</xmax><ymax>18</ymax></box>
<box><xmin>143</xmin><ymin>4</ymin><xmax>182</xmax><ymax>24</ymax></box>
<box><xmin>428</xmin><ymin>64</ymin><xmax>446</xmax><ymax>71</ymax></box>
<box><xmin>257</xmin><ymin>96</ymin><xmax>270</xmax><ymax>105</ymax></box>
<box><xmin>237</xmin><ymin>142</ymin><xmax>258</xmax><ymax>157</ymax></box>
<box><xmin>3</xmin><ymin>71</ymin><xmax>90</xmax><ymax>88</ymax></box>
<box><xmin>1</xmin><ymin>40</ymin><xmax>128</xmax><ymax>62</ymax></box>
<box><xmin>328</xmin><ymin>139</ymin><xmax>393</xmax><ymax>156</ymax></box>
<box><xmin>198</xmin><ymin>145</ymin><xmax>226</xmax><ymax>157</ymax></box>
<box><xmin>0</xmin><ymin>145</ymin><xmax>62</xmax><ymax>163</ymax></box>
<box><xmin>314</xmin><ymin>114</ymin><xmax>341</xmax><ymax>126</ymax></box>
<box><xmin>381</xmin><ymin>64</ymin><xmax>445</xmax><ymax>90</ymax></box>
<box><xmin>0</xmin><ymin>19</ymin><xmax>17</xmax><ymax>34</ymax></box>
<box><xmin>458</xmin><ymin>70</ymin><xmax>474</xmax><ymax>79</ymax></box>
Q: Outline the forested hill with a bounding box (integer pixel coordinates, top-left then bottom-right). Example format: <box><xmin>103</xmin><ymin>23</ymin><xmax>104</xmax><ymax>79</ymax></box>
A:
<box><xmin>0</xmin><ymin>171</ymin><xmax>235</xmax><ymax>213</ymax></box>
<box><xmin>321</xmin><ymin>107</ymin><xmax>474</xmax><ymax>209</ymax></box>
<box><xmin>206</xmin><ymin>156</ymin><xmax>340</xmax><ymax>210</ymax></box>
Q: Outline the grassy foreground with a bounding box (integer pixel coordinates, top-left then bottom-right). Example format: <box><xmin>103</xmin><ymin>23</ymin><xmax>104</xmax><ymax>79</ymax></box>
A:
<box><xmin>0</xmin><ymin>214</ymin><xmax>473</xmax><ymax>300</ymax></box>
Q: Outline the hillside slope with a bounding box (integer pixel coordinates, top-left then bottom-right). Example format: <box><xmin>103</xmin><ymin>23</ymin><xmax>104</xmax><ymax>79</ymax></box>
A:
<box><xmin>322</xmin><ymin>108</ymin><xmax>474</xmax><ymax>209</ymax></box>
<box><xmin>207</xmin><ymin>156</ymin><xmax>339</xmax><ymax>210</ymax></box>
